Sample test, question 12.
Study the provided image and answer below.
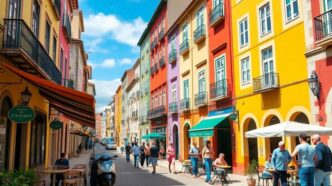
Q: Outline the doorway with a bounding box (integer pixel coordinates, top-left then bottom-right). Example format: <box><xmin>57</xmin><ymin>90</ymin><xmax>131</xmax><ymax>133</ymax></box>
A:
<box><xmin>183</xmin><ymin>123</ymin><xmax>191</xmax><ymax>159</ymax></box>
<box><xmin>0</xmin><ymin>97</ymin><xmax>13</xmax><ymax>170</ymax></box>
<box><xmin>247</xmin><ymin>120</ymin><xmax>258</xmax><ymax>162</ymax></box>
<box><xmin>172</xmin><ymin>125</ymin><xmax>179</xmax><ymax>159</ymax></box>
<box><xmin>265</xmin><ymin>116</ymin><xmax>281</xmax><ymax>155</ymax></box>
<box><xmin>216</xmin><ymin>119</ymin><xmax>232</xmax><ymax>167</ymax></box>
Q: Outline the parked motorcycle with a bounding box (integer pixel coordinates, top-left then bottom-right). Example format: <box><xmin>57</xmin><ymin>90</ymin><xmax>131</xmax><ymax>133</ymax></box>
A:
<box><xmin>90</xmin><ymin>153</ymin><xmax>118</xmax><ymax>186</ymax></box>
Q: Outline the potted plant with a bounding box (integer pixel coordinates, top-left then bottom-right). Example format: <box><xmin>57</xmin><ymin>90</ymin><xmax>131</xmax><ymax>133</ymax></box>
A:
<box><xmin>246</xmin><ymin>159</ymin><xmax>258</xmax><ymax>186</ymax></box>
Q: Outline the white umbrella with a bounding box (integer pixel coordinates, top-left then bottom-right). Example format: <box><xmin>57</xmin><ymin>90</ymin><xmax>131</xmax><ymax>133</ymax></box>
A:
<box><xmin>245</xmin><ymin>121</ymin><xmax>332</xmax><ymax>138</ymax></box>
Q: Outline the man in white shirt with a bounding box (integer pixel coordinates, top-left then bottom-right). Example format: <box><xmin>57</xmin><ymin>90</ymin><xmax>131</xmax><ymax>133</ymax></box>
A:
<box><xmin>189</xmin><ymin>142</ymin><xmax>199</xmax><ymax>177</ymax></box>
<box><xmin>132</xmin><ymin>143</ymin><xmax>140</xmax><ymax>168</ymax></box>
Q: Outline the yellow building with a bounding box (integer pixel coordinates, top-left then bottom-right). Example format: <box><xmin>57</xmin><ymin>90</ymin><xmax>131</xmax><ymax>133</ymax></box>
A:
<box><xmin>114</xmin><ymin>86</ymin><xmax>122</xmax><ymax>146</ymax></box>
<box><xmin>177</xmin><ymin>0</ymin><xmax>210</xmax><ymax>160</ymax></box>
<box><xmin>231</xmin><ymin>0</ymin><xmax>312</xmax><ymax>173</ymax></box>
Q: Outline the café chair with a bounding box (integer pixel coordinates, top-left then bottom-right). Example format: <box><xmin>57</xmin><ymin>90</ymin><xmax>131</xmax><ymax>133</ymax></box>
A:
<box><xmin>63</xmin><ymin>170</ymin><xmax>81</xmax><ymax>186</ymax></box>
<box><xmin>73</xmin><ymin>164</ymin><xmax>87</xmax><ymax>186</ymax></box>
<box><xmin>256</xmin><ymin>166</ymin><xmax>272</xmax><ymax>186</ymax></box>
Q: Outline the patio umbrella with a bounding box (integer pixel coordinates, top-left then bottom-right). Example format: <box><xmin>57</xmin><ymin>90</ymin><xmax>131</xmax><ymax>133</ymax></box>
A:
<box><xmin>245</xmin><ymin>121</ymin><xmax>332</xmax><ymax>138</ymax></box>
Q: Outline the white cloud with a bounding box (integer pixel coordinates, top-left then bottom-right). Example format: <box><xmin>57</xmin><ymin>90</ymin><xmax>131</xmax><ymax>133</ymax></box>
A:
<box><xmin>120</xmin><ymin>58</ymin><xmax>134</xmax><ymax>65</ymax></box>
<box><xmin>85</xmin><ymin>38</ymin><xmax>109</xmax><ymax>54</ymax></box>
<box><xmin>84</xmin><ymin>13</ymin><xmax>147</xmax><ymax>47</ymax></box>
<box><xmin>100</xmin><ymin>59</ymin><xmax>116</xmax><ymax>68</ymax></box>
<box><xmin>91</xmin><ymin>79</ymin><xmax>121</xmax><ymax>112</ymax></box>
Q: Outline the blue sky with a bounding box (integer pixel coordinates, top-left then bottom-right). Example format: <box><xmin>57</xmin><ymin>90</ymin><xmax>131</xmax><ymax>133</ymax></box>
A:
<box><xmin>80</xmin><ymin>0</ymin><xmax>159</xmax><ymax>112</ymax></box>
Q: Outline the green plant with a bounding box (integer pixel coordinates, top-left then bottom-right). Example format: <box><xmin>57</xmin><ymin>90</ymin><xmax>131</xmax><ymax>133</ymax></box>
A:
<box><xmin>246</xmin><ymin>159</ymin><xmax>258</xmax><ymax>180</ymax></box>
<box><xmin>0</xmin><ymin>169</ymin><xmax>36</xmax><ymax>186</ymax></box>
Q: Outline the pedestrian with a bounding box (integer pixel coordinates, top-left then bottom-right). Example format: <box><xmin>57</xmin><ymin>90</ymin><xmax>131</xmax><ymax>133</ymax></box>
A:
<box><xmin>202</xmin><ymin>140</ymin><xmax>214</xmax><ymax>184</ymax></box>
<box><xmin>150</xmin><ymin>142</ymin><xmax>159</xmax><ymax>174</ymax></box>
<box><xmin>311</xmin><ymin>134</ymin><xmax>331</xmax><ymax>186</ymax></box>
<box><xmin>263</xmin><ymin>154</ymin><xmax>273</xmax><ymax>179</ymax></box>
<box><xmin>291</xmin><ymin>133</ymin><xmax>317</xmax><ymax>186</ymax></box>
<box><xmin>189</xmin><ymin>141</ymin><xmax>199</xmax><ymax>177</ymax></box>
<box><xmin>213</xmin><ymin>153</ymin><xmax>229</xmax><ymax>182</ymax></box>
<box><xmin>53</xmin><ymin>152</ymin><xmax>70</xmax><ymax>186</ymax></box>
<box><xmin>167</xmin><ymin>143</ymin><xmax>177</xmax><ymax>174</ymax></box>
<box><xmin>132</xmin><ymin>143</ymin><xmax>140</xmax><ymax>168</ymax></box>
<box><xmin>125</xmin><ymin>143</ymin><xmax>132</xmax><ymax>162</ymax></box>
<box><xmin>140</xmin><ymin>142</ymin><xmax>147</xmax><ymax>167</ymax></box>
<box><xmin>271</xmin><ymin>141</ymin><xmax>291</xmax><ymax>186</ymax></box>
<box><xmin>145</xmin><ymin>142</ymin><xmax>151</xmax><ymax>167</ymax></box>
<box><xmin>120</xmin><ymin>145</ymin><xmax>124</xmax><ymax>154</ymax></box>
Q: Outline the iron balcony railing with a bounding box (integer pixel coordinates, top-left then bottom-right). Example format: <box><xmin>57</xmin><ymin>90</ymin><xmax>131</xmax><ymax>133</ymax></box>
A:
<box><xmin>169</xmin><ymin>102</ymin><xmax>178</xmax><ymax>113</ymax></box>
<box><xmin>3</xmin><ymin>19</ymin><xmax>62</xmax><ymax>84</ymax></box>
<box><xmin>168</xmin><ymin>49</ymin><xmax>177</xmax><ymax>64</ymax></box>
<box><xmin>62</xmin><ymin>14</ymin><xmax>71</xmax><ymax>39</ymax></box>
<box><xmin>150</xmin><ymin>66</ymin><xmax>155</xmax><ymax>75</ymax></box>
<box><xmin>150</xmin><ymin>38</ymin><xmax>157</xmax><ymax>50</ymax></box>
<box><xmin>210</xmin><ymin>79</ymin><xmax>227</xmax><ymax>100</ymax></box>
<box><xmin>253</xmin><ymin>72</ymin><xmax>279</xmax><ymax>92</ymax></box>
<box><xmin>194</xmin><ymin>91</ymin><xmax>208</xmax><ymax>107</ymax></box>
<box><xmin>179</xmin><ymin>98</ymin><xmax>190</xmax><ymax>111</ymax></box>
<box><xmin>158</xmin><ymin>28</ymin><xmax>165</xmax><ymax>41</ymax></box>
<box><xmin>209</xmin><ymin>4</ymin><xmax>225</xmax><ymax>26</ymax></box>
<box><xmin>194</xmin><ymin>24</ymin><xmax>206</xmax><ymax>43</ymax></box>
<box><xmin>179</xmin><ymin>39</ymin><xmax>189</xmax><ymax>55</ymax></box>
<box><xmin>314</xmin><ymin>9</ymin><xmax>332</xmax><ymax>41</ymax></box>
<box><xmin>147</xmin><ymin>105</ymin><xmax>166</xmax><ymax>119</ymax></box>
<box><xmin>53</xmin><ymin>0</ymin><xmax>61</xmax><ymax>17</ymax></box>
<box><xmin>159</xmin><ymin>56</ymin><xmax>165</xmax><ymax>67</ymax></box>
<box><xmin>154</xmin><ymin>63</ymin><xmax>159</xmax><ymax>72</ymax></box>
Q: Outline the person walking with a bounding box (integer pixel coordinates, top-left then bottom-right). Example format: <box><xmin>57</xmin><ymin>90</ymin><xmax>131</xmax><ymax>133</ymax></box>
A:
<box><xmin>145</xmin><ymin>142</ymin><xmax>151</xmax><ymax>167</ymax></box>
<box><xmin>292</xmin><ymin>133</ymin><xmax>317</xmax><ymax>186</ymax></box>
<box><xmin>167</xmin><ymin>143</ymin><xmax>177</xmax><ymax>174</ymax></box>
<box><xmin>132</xmin><ymin>143</ymin><xmax>140</xmax><ymax>168</ymax></box>
<box><xmin>189</xmin><ymin>141</ymin><xmax>199</xmax><ymax>177</ymax></box>
<box><xmin>202</xmin><ymin>140</ymin><xmax>214</xmax><ymax>184</ymax></box>
<box><xmin>312</xmin><ymin>134</ymin><xmax>331</xmax><ymax>186</ymax></box>
<box><xmin>140</xmin><ymin>142</ymin><xmax>147</xmax><ymax>167</ymax></box>
<box><xmin>271</xmin><ymin>141</ymin><xmax>292</xmax><ymax>186</ymax></box>
<box><xmin>125</xmin><ymin>143</ymin><xmax>132</xmax><ymax>162</ymax></box>
<box><xmin>150</xmin><ymin>142</ymin><xmax>159</xmax><ymax>174</ymax></box>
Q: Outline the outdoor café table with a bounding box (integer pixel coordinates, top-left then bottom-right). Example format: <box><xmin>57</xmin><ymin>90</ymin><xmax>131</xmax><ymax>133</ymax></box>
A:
<box><xmin>182</xmin><ymin>160</ymin><xmax>192</xmax><ymax>173</ymax></box>
<box><xmin>214</xmin><ymin>165</ymin><xmax>232</xmax><ymax>183</ymax></box>
<box><xmin>41</xmin><ymin>168</ymin><xmax>69</xmax><ymax>186</ymax></box>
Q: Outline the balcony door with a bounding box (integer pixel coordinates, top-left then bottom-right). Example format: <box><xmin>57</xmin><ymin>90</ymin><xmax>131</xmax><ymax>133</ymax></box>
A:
<box><xmin>6</xmin><ymin>0</ymin><xmax>21</xmax><ymax>43</ymax></box>
<box><xmin>215</xmin><ymin>55</ymin><xmax>226</xmax><ymax>96</ymax></box>
<box><xmin>262</xmin><ymin>47</ymin><xmax>274</xmax><ymax>88</ymax></box>
<box><xmin>8</xmin><ymin>0</ymin><xmax>21</xmax><ymax>19</ymax></box>
<box><xmin>196</xmin><ymin>7</ymin><xmax>204</xmax><ymax>29</ymax></box>
<box><xmin>324</xmin><ymin>0</ymin><xmax>332</xmax><ymax>35</ymax></box>
<box><xmin>32</xmin><ymin>0</ymin><xmax>40</xmax><ymax>37</ymax></box>
<box><xmin>213</xmin><ymin>0</ymin><xmax>222</xmax><ymax>7</ymax></box>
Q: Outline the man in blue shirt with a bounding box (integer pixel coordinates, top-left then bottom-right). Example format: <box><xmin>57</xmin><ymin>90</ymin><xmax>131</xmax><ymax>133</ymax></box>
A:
<box><xmin>54</xmin><ymin>153</ymin><xmax>70</xmax><ymax>186</ymax></box>
<box><xmin>312</xmin><ymin>134</ymin><xmax>331</xmax><ymax>186</ymax></box>
<box><xmin>271</xmin><ymin>141</ymin><xmax>291</xmax><ymax>186</ymax></box>
<box><xmin>132</xmin><ymin>143</ymin><xmax>140</xmax><ymax>168</ymax></box>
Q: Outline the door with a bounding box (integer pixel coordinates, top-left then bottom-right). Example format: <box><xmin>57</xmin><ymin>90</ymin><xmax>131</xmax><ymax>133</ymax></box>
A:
<box><xmin>262</xmin><ymin>47</ymin><xmax>274</xmax><ymax>88</ymax></box>
<box><xmin>215</xmin><ymin>55</ymin><xmax>226</xmax><ymax>97</ymax></box>
<box><xmin>183</xmin><ymin>23</ymin><xmax>189</xmax><ymax>41</ymax></box>
<box><xmin>8</xmin><ymin>0</ymin><xmax>21</xmax><ymax>19</ymax></box>
<box><xmin>32</xmin><ymin>0</ymin><xmax>40</xmax><ymax>37</ymax></box>
<box><xmin>7</xmin><ymin>0</ymin><xmax>21</xmax><ymax>44</ymax></box>
<box><xmin>324</xmin><ymin>0</ymin><xmax>332</xmax><ymax>35</ymax></box>
<box><xmin>172</xmin><ymin>125</ymin><xmax>179</xmax><ymax>159</ymax></box>
<box><xmin>213</xmin><ymin>0</ymin><xmax>222</xmax><ymax>7</ymax></box>
<box><xmin>196</xmin><ymin>7</ymin><xmax>204</xmax><ymax>29</ymax></box>
<box><xmin>0</xmin><ymin>97</ymin><xmax>12</xmax><ymax>170</ymax></box>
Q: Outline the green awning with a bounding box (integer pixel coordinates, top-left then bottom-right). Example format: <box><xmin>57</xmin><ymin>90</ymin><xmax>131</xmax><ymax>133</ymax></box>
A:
<box><xmin>142</xmin><ymin>133</ymin><xmax>166</xmax><ymax>139</ymax></box>
<box><xmin>189</xmin><ymin>114</ymin><xmax>230</xmax><ymax>137</ymax></box>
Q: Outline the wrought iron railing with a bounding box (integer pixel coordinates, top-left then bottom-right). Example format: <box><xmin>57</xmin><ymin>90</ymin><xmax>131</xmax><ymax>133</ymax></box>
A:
<box><xmin>194</xmin><ymin>91</ymin><xmax>207</xmax><ymax>106</ymax></box>
<box><xmin>168</xmin><ymin>49</ymin><xmax>177</xmax><ymax>64</ymax></box>
<box><xmin>314</xmin><ymin>9</ymin><xmax>332</xmax><ymax>41</ymax></box>
<box><xmin>3</xmin><ymin>19</ymin><xmax>62</xmax><ymax>84</ymax></box>
<box><xmin>154</xmin><ymin>63</ymin><xmax>159</xmax><ymax>72</ymax></box>
<box><xmin>253</xmin><ymin>72</ymin><xmax>279</xmax><ymax>92</ymax></box>
<box><xmin>147</xmin><ymin>105</ymin><xmax>166</xmax><ymax>119</ymax></box>
<box><xmin>179</xmin><ymin>39</ymin><xmax>189</xmax><ymax>54</ymax></box>
<box><xmin>179</xmin><ymin>98</ymin><xmax>190</xmax><ymax>111</ymax></box>
<box><xmin>159</xmin><ymin>56</ymin><xmax>165</xmax><ymax>67</ymax></box>
<box><xmin>209</xmin><ymin>4</ymin><xmax>224</xmax><ymax>26</ymax></box>
<box><xmin>194</xmin><ymin>24</ymin><xmax>206</xmax><ymax>42</ymax></box>
<box><xmin>150</xmin><ymin>38</ymin><xmax>157</xmax><ymax>50</ymax></box>
<box><xmin>169</xmin><ymin>102</ymin><xmax>178</xmax><ymax>113</ymax></box>
<box><xmin>210</xmin><ymin>79</ymin><xmax>227</xmax><ymax>99</ymax></box>
<box><xmin>62</xmin><ymin>14</ymin><xmax>71</xmax><ymax>39</ymax></box>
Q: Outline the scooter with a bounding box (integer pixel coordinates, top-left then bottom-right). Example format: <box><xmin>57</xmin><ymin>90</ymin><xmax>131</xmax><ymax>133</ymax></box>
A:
<box><xmin>90</xmin><ymin>153</ymin><xmax>118</xmax><ymax>186</ymax></box>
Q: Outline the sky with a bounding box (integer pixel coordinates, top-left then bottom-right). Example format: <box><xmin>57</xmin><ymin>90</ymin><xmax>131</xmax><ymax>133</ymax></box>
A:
<box><xmin>80</xmin><ymin>0</ymin><xmax>159</xmax><ymax>112</ymax></box>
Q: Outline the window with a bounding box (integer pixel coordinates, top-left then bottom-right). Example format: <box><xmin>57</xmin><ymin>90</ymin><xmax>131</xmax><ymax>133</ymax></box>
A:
<box><xmin>163</xmin><ymin>90</ymin><xmax>166</xmax><ymax>105</ymax></box>
<box><xmin>32</xmin><ymin>0</ymin><xmax>40</xmax><ymax>37</ymax></box>
<box><xmin>64</xmin><ymin>58</ymin><xmax>68</xmax><ymax>82</ymax></box>
<box><xmin>59</xmin><ymin>48</ymin><xmax>63</xmax><ymax>72</ymax></box>
<box><xmin>171</xmin><ymin>37</ymin><xmax>176</xmax><ymax>50</ymax></box>
<box><xmin>240</xmin><ymin>57</ymin><xmax>251</xmax><ymax>85</ymax></box>
<box><xmin>285</xmin><ymin>0</ymin><xmax>299</xmax><ymax>22</ymax></box>
<box><xmin>183</xmin><ymin>79</ymin><xmax>189</xmax><ymax>99</ymax></box>
<box><xmin>198</xmin><ymin>70</ymin><xmax>206</xmax><ymax>93</ymax></box>
<box><xmin>215</xmin><ymin>55</ymin><xmax>226</xmax><ymax>82</ymax></box>
<box><xmin>29</xmin><ymin>113</ymin><xmax>46</xmax><ymax>167</ymax></box>
<box><xmin>8</xmin><ymin>0</ymin><xmax>21</xmax><ymax>19</ymax></box>
<box><xmin>239</xmin><ymin>17</ymin><xmax>249</xmax><ymax>47</ymax></box>
<box><xmin>259</xmin><ymin>3</ymin><xmax>271</xmax><ymax>36</ymax></box>
<box><xmin>52</xmin><ymin>36</ymin><xmax>57</xmax><ymax>62</ymax></box>
<box><xmin>183</xmin><ymin>23</ymin><xmax>189</xmax><ymax>40</ymax></box>
<box><xmin>196</xmin><ymin>7</ymin><xmax>204</xmax><ymax>28</ymax></box>
<box><xmin>213</xmin><ymin>0</ymin><xmax>222</xmax><ymax>8</ymax></box>
<box><xmin>262</xmin><ymin>47</ymin><xmax>274</xmax><ymax>75</ymax></box>
<box><xmin>171</xmin><ymin>84</ymin><xmax>176</xmax><ymax>102</ymax></box>
<box><xmin>45</xmin><ymin>21</ymin><xmax>51</xmax><ymax>53</ymax></box>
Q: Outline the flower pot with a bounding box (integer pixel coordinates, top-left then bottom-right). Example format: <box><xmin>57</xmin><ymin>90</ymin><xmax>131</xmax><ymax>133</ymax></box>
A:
<box><xmin>247</xmin><ymin>178</ymin><xmax>256</xmax><ymax>186</ymax></box>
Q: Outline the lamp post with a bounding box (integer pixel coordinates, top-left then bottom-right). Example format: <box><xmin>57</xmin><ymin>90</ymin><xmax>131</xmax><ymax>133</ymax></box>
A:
<box><xmin>21</xmin><ymin>86</ymin><xmax>32</xmax><ymax>106</ymax></box>
<box><xmin>308</xmin><ymin>71</ymin><xmax>320</xmax><ymax>98</ymax></box>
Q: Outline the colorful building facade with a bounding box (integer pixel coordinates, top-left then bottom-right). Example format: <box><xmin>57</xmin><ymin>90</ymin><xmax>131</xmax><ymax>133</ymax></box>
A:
<box><xmin>114</xmin><ymin>86</ymin><xmax>122</xmax><ymax>146</ymax></box>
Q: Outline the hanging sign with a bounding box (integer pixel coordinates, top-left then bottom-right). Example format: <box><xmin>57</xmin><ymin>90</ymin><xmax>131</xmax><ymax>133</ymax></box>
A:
<box><xmin>50</xmin><ymin>120</ymin><xmax>63</xmax><ymax>130</ymax></box>
<box><xmin>8</xmin><ymin>106</ymin><xmax>35</xmax><ymax>123</ymax></box>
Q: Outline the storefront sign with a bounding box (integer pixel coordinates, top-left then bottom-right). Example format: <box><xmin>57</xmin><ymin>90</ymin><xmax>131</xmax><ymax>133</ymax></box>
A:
<box><xmin>208</xmin><ymin>107</ymin><xmax>234</xmax><ymax>117</ymax></box>
<box><xmin>50</xmin><ymin>120</ymin><xmax>63</xmax><ymax>130</ymax></box>
<box><xmin>8</xmin><ymin>106</ymin><xmax>35</xmax><ymax>123</ymax></box>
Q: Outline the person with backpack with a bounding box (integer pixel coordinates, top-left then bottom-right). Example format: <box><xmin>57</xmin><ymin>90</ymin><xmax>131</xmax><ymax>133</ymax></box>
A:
<box><xmin>125</xmin><ymin>143</ymin><xmax>132</xmax><ymax>162</ymax></box>
<box><xmin>312</xmin><ymin>134</ymin><xmax>332</xmax><ymax>186</ymax></box>
<box><xmin>140</xmin><ymin>142</ymin><xmax>147</xmax><ymax>167</ymax></box>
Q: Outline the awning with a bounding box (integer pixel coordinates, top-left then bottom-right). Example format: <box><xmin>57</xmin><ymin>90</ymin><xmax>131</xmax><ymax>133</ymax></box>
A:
<box><xmin>70</xmin><ymin>130</ymin><xmax>89</xmax><ymax>137</ymax></box>
<box><xmin>2</xmin><ymin>63</ymin><xmax>95</xmax><ymax>128</ymax></box>
<box><xmin>189</xmin><ymin>113</ymin><xmax>231</xmax><ymax>137</ymax></box>
<box><xmin>142</xmin><ymin>133</ymin><xmax>166</xmax><ymax>139</ymax></box>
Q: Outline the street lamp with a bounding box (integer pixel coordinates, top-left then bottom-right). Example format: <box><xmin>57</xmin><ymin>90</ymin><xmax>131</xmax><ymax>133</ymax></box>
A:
<box><xmin>21</xmin><ymin>86</ymin><xmax>32</xmax><ymax>105</ymax></box>
<box><xmin>308</xmin><ymin>71</ymin><xmax>320</xmax><ymax>98</ymax></box>
<box><xmin>229</xmin><ymin>109</ymin><xmax>239</xmax><ymax>122</ymax></box>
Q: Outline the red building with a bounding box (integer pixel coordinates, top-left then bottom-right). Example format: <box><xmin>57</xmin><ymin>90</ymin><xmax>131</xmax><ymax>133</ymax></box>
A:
<box><xmin>147</xmin><ymin>0</ymin><xmax>168</xmax><ymax>150</ymax></box>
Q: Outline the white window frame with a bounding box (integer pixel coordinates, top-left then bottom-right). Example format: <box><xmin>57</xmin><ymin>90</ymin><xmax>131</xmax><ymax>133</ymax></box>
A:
<box><xmin>240</xmin><ymin>57</ymin><xmax>251</xmax><ymax>85</ymax></box>
<box><xmin>183</xmin><ymin>79</ymin><xmax>189</xmax><ymax>99</ymax></box>
<box><xmin>259</xmin><ymin>2</ymin><xmax>272</xmax><ymax>36</ymax></box>
<box><xmin>171</xmin><ymin>83</ymin><xmax>176</xmax><ymax>103</ymax></box>
<box><xmin>198</xmin><ymin>70</ymin><xmax>206</xmax><ymax>93</ymax></box>
<box><xmin>239</xmin><ymin>52</ymin><xmax>252</xmax><ymax>89</ymax></box>
<box><xmin>258</xmin><ymin>41</ymin><xmax>277</xmax><ymax>76</ymax></box>
<box><xmin>183</xmin><ymin>23</ymin><xmax>189</xmax><ymax>41</ymax></box>
<box><xmin>196</xmin><ymin>6</ymin><xmax>204</xmax><ymax>29</ymax></box>
<box><xmin>284</xmin><ymin>0</ymin><xmax>299</xmax><ymax>22</ymax></box>
<box><xmin>238</xmin><ymin>15</ymin><xmax>249</xmax><ymax>49</ymax></box>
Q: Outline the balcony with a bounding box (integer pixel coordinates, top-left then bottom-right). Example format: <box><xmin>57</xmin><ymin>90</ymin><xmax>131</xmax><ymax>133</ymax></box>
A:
<box><xmin>194</xmin><ymin>91</ymin><xmax>208</xmax><ymax>107</ymax></box>
<box><xmin>179</xmin><ymin>98</ymin><xmax>190</xmax><ymax>111</ymax></box>
<box><xmin>194</xmin><ymin>24</ymin><xmax>206</xmax><ymax>44</ymax></box>
<box><xmin>150</xmin><ymin>38</ymin><xmax>157</xmax><ymax>50</ymax></box>
<box><xmin>168</xmin><ymin>49</ymin><xmax>177</xmax><ymax>64</ymax></box>
<box><xmin>154</xmin><ymin>63</ymin><xmax>159</xmax><ymax>72</ymax></box>
<box><xmin>0</xmin><ymin>19</ymin><xmax>62</xmax><ymax>84</ymax></box>
<box><xmin>147</xmin><ymin>106</ymin><xmax>166</xmax><ymax>120</ymax></box>
<box><xmin>169</xmin><ymin>102</ymin><xmax>178</xmax><ymax>114</ymax></box>
<box><xmin>64</xmin><ymin>79</ymin><xmax>75</xmax><ymax>89</ymax></box>
<box><xmin>52</xmin><ymin>0</ymin><xmax>61</xmax><ymax>18</ymax></box>
<box><xmin>210</xmin><ymin>79</ymin><xmax>228</xmax><ymax>100</ymax></box>
<box><xmin>62</xmin><ymin>14</ymin><xmax>71</xmax><ymax>40</ymax></box>
<box><xmin>150</xmin><ymin>66</ymin><xmax>155</xmax><ymax>75</ymax></box>
<box><xmin>314</xmin><ymin>9</ymin><xmax>332</xmax><ymax>47</ymax></box>
<box><xmin>158</xmin><ymin>28</ymin><xmax>165</xmax><ymax>41</ymax></box>
<box><xmin>253</xmin><ymin>72</ymin><xmax>279</xmax><ymax>93</ymax></box>
<box><xmin>209</xmin><ymin>4</ymin><xmax>225</xmax><ymax>27</ymax></box>
<box><xmin>179</xmin><ymin>39</ymin><xmax>189</xmax><ymax>55</ymax></box>
<box><xmin>159</xmin><ymin>56</ymin><xmax>165</xmax><ymax>68</ymax></box>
